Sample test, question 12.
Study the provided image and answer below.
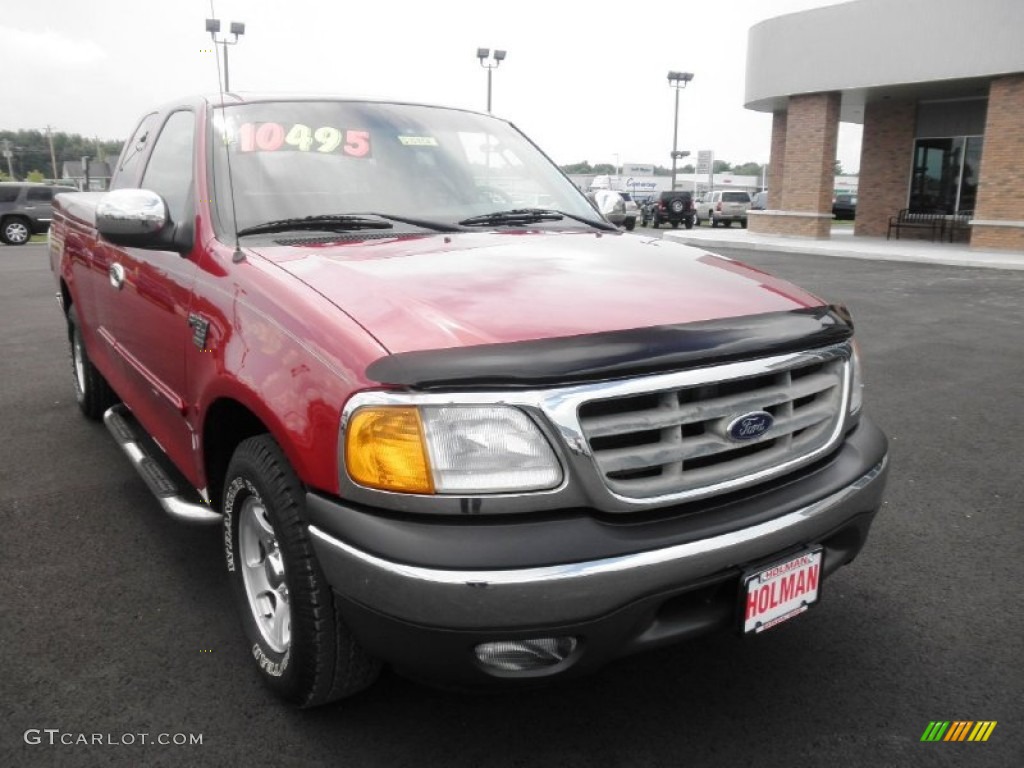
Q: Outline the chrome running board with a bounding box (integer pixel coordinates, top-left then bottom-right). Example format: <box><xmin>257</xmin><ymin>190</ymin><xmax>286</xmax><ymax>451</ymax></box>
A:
<box><xmin>103</xmin><ymin>405</ymin><xmax>222</xmax><ymax>526</ymax></box>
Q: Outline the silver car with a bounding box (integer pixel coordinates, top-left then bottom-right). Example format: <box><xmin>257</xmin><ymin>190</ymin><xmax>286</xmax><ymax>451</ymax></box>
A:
<box><xmin>617</xmin><ymin>191</ymin><xmax>640</xmax><ymax>231</ymax></box>
<box><xmin>590</xmin><ymin>189</ymin><xmax>628</xmax><ymax>228</ymax></box>
<box><xmin>697</xmin><ymin>190</ymin><xmax>752</xmax><ymax>228</ymax></box>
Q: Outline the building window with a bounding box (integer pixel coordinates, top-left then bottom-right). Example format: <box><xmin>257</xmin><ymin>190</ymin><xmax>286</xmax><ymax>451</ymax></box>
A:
<box><xmin>909</xmin><ymin>136</ymin><xmax>982</xmax><ymax>214</ymax></box>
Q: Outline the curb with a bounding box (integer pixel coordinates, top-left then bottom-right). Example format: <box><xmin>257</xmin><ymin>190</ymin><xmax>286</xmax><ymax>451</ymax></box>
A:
<box><xmin>658</xmin><ymin>231</ymin><xmax>1024</xmax><ymax>271</ymax></box>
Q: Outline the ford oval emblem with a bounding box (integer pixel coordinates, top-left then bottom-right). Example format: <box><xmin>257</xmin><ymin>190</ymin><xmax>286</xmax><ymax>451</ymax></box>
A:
<box><xmin>727</xmin><ymin>411</ymin><xmax>774</xmax><ymax>442</ymax></box>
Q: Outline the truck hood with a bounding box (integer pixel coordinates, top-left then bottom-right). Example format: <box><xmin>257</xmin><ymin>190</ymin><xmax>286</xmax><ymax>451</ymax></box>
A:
<box><xmin>257</xmin><ymin>231</ymin><xmax>823</xmax><ymax>354</ymax></box>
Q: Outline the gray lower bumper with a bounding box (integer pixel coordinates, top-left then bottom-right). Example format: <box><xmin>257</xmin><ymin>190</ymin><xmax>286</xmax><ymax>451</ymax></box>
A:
<box><xmin>309</xmin><ymin>454</ymin><xmax>888</xmax><ymax>629</ymax></box>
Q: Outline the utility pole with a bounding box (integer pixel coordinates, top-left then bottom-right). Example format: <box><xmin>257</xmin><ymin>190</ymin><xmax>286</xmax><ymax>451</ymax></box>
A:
<box><xmin>46</xmin><ymin>126</ymin><xmax>59</xmax><ymax>180</ymax></box>
<box><xmin>206</xmin><ymin>19</ymin><xmax>246</xmax><ymax>92</ymax></box>
<box><xmin>667</xmin><ymin>71</ymin><xmax>694</xmax><ymax>192</ymax></box>
<box><xmin>476</xmin><ymin>48</ymin><xmax>507</xmax><ymax>113</ymax></box>
<box><xmin>1</xmin><ymin>138</ymin><xmax>14</xmax><ymax>179</ymax></box>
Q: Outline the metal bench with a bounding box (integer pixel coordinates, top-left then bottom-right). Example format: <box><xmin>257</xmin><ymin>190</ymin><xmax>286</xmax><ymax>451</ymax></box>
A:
<box><xmin>946</xmin><ymin>210</ymin><xmax>973</xmax><ymax>243</ymax></box>
<box><xmin>886</xmin><ymin>209</ymin><xmax>945</xmax><ymax>241</ymax></box>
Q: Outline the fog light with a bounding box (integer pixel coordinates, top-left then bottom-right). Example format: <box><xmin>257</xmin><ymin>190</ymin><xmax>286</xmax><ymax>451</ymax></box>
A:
<box><xmin>474</xmin><ymin>637</ymin><xmax>578</xmax><ymax>673</ymax></box>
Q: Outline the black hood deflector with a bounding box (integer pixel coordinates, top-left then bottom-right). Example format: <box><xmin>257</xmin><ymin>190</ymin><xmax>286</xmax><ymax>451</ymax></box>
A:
<box><xmin>365</xmin><ymin>305</ymin><xmax>853</xmax><ymax>391</ymax></box>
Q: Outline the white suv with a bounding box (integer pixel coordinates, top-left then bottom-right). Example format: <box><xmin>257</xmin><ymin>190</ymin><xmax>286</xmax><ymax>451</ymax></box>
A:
<box><xmin>697</xmin><ymin>190</ymin><xmax>752</xmax><ymax>228</ymax></box>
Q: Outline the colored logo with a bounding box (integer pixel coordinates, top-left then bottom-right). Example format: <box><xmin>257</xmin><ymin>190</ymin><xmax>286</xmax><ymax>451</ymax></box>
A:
<box><xmin>920</xmin><ymin>721</ymin><xmax>997</xmax><ymax>742</ymax></box>
<box><xmin>727</xmin><ymin>411</ymin><xmax>774</xmax><ymax>442</ymax></box>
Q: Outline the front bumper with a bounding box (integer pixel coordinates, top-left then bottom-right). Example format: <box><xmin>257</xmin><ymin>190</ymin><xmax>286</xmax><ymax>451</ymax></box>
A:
<box><xmin>308</xmin><ymin>418</ymin><xmax>888</xmax><ymax>683</ymax></box>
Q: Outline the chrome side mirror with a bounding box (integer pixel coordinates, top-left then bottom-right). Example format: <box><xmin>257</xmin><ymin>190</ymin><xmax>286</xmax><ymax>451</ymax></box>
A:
<box><xmin>96</xmin><ymin>189</ymin><xmax>168</xmax><ymax>238</ymax></box>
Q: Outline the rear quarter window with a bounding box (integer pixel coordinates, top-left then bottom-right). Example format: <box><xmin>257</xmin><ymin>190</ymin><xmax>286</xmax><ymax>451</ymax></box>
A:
<box><xmin>26</xmin><ymin>187</ymin><xmax>54</xmax><ymax>202</ymax></box>
<box><xmin>0</xmin><ymin>187</ymin><xmax>20</xmax><ymax>203</ymax></box>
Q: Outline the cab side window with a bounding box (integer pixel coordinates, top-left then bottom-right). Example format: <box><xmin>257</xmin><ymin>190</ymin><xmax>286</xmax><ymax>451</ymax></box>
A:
<box><xmin>112</xmin><ymin>112</ymin><xmax>159</xmax><ymax>190</ymax></box>
<box><xmin>140</xmin><ymin>111</ymin><xmax>195</xmax><ymax>225</ymax></box>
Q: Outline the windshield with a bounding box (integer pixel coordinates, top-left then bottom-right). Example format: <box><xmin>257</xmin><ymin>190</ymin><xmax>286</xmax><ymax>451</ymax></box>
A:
<box><xmin>209</xmin><ymin>100</ymin><xmax>598</xmax><ymax>235</ymax></box>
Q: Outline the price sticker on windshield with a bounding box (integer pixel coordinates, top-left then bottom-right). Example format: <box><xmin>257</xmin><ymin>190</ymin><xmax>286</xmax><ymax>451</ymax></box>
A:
<box><xmin>237</xmin><ymin>122</ymin><xmax>371</xmax><ymax>157</ymax></box>
<box><xmin>398</xmin><ymin>136</ymin><xmax>438</xmax><ymax>147</ymax></box>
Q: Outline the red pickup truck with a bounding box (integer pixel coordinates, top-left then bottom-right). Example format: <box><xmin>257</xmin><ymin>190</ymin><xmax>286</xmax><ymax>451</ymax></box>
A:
<box><xmin>50</xmin><ymin>94</ymin><xmax>888</xmax><ymax>707</ymax></box>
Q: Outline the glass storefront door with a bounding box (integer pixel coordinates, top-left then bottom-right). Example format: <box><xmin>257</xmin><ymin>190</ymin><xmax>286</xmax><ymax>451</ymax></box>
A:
<box><xmin>909</xmin><ymin>136</ymin><xmax>983</xmax><ymax>214</ymax></box>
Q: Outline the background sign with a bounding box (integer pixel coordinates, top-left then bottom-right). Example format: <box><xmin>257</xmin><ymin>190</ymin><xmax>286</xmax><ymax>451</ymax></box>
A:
<box><xmin>622</xmin><ymin>163</ymin><xmax>655</xmax><ymax>176</ymax></box>
<box><xmin>696</xmin><ymin>150</ymin><xmax>713</xmax><ymax>175</ymax></box>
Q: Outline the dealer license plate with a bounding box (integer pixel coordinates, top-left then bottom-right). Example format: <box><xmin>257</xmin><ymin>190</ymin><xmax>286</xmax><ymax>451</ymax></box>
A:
<box><xmin>742</xmin><ymin>548</ymin><xmax>823</xmax><ymax>634</ymax></box>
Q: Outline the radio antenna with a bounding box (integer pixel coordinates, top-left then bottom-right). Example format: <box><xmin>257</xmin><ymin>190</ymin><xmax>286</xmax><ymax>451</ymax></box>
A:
<box><xmin>207</xmin><ymin>0</ymin><xmax>244</xmax><ymax>262</ymax></box>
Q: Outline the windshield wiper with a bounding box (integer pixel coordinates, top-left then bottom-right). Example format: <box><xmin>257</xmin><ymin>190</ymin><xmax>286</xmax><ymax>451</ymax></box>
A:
<box><xmin>459</xmin><ymin>208</ymin><xmax>615</xmax><ymax>231</ymax></box>
<box><xmin>349</xmin><ymin>212</ymin><xmax>465</xmax><ymax>233</ymax></box>
<box><xmin>236</xmin><ymin>215</ymin><xmax>393</xmax><ymax>237</ymax></box>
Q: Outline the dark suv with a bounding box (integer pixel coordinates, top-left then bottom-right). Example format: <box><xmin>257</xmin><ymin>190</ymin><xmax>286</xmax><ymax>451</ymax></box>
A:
<box><xmin>832</xmin><ymin>194</ymin><xmax>857</xmax><ymax>221</ymax></box>
<box><xmin>643</xmin><ymin>190</ymin><xmax>696</xmax><ymax>229</ymax></box>
<box><xmin>0</xmin><ymin>182</ymin><xmax>78</xmax><ymax>245</ymax></box>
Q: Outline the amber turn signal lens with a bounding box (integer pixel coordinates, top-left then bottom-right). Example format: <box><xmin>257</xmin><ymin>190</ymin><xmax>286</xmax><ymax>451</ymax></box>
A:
<box><xmin>345</xmin><ymin>407</ymin><xmax>434</xmax><ymax>494</ymax></box>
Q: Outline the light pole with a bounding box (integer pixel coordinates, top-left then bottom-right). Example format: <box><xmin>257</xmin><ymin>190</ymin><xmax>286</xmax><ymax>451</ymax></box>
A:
<box><xmin>476</xmin><ymin>48</ymin><xmax>507</xmax><ymax>113</ymax></box>
<box><xmin>206</xmin><ymin>18</ymin><xmax>246</xmax><ymax>92</ymax></box>
<box><xmin>667</xmin><ymin>71</ymin><xmax>694</xmax><ymax>191</ymax></box>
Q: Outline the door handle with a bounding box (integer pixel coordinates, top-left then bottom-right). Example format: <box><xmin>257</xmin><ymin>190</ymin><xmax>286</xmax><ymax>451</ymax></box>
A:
<box><xmin>109</xmin><ymin>263</ymin><xmax>126</xmax><ymax>290</ymax></box>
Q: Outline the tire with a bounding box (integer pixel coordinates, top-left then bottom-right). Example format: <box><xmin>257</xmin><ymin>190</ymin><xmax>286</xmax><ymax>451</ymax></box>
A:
<box><xmin>669</xmin><ymin>199</ymin><xmax>685</xmax><ymax>214</ymax></box>
<box><xmin>685</xmin><ymin>217</ymin><xmax>694</xmax><ymax>230</ymax></box>
<box><xmin>624</xmin><ymin>218</ymin><xmax>635</xmax><ymax>231</ymax></box>
<box><xmin>1</xmin><ymin>216</ymin><xmax>32</xmax><ymax>246</ymax></box>
<box><xmin>741</xmin><ymin>219</ymin><xmax>748</xmax><ymax>229</ymax></box>
<box><xmin>67</xmin><ymin>306</ymin><xmax>118</xmax><ymax>420</ymax></box>
<box><xmin>224</xmin><ymin>435</ymin><xmax>381</xmax><ymax>707</ymax></box>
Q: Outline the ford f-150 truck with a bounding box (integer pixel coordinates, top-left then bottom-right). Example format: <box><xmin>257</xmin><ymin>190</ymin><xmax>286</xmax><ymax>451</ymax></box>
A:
<box><xmin>50</xmin><ymin>94</ymin><xmax>889</xmax><ymax>708</ymax></box>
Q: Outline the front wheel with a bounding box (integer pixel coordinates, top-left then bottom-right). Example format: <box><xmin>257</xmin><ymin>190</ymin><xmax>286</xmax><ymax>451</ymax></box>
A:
<box><xmin>67</xmin><ymin>306</ymin><xmax>118</xmax><ymax>420</ymax></box>
<box><xmin>1</xmin><ymin>217</ymin><xmax>31</xmax><ymax>245</ymax></box>
<box><xmin>224</xmin><ymin>435</ymin><xmax>380</xmax><ymax>707</ymax></box>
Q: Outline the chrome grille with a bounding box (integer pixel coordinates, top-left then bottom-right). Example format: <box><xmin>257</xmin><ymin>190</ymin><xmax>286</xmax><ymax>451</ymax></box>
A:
<box><xmin>578</xmin><ymin>356</ymin><xmax>846</xmax><ymax>500</ymax></box>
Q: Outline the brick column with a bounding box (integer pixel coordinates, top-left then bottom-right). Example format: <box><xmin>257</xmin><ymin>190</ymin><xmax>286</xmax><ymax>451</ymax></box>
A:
<box><xmin>749</xmin><ymin>92</ymin><xmax>840</xmax><ymax>238</ymax></box>
<box><xmin>971</xmin><ymin>74</ymin><xmax>1024</xmax><ymax>251</ymax></box>
<box><xmin>766</xmin><ymin>110</ymin><xmax>786</xmax><ymax>209</ymax></box>
<box><xmin>855</xmin><ymin>100</ymin><xmax>916</xmax><ymax>237</ymax></box>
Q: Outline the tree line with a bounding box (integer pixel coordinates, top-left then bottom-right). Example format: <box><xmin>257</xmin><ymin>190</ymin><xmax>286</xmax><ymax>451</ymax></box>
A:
<box><xmin>0</xmin><ymin>129</ymin><xmax>123</xmax><ymax>181</ymax></box>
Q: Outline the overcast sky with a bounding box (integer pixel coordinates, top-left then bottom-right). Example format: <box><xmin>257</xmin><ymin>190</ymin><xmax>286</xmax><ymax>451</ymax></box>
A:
<box><xmin>2</xmin><ymin>0</ymin><xmax>864</xmax><ymax>171</ymax></box>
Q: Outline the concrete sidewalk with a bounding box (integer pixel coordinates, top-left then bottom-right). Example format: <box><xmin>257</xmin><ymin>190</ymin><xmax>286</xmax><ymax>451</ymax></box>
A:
<box><xmin>658</xmin><ymin>225</ymin><xmax>1024</xmax><ymax>271</ymax></box>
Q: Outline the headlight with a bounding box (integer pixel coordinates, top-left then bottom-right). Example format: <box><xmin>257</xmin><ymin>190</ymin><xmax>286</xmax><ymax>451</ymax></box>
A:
<box><xmin>849</xmin><ymin>342</ymin><xmax>864</xmax><ymax>415</ymax></box>
<box><xmin>345</xmin><ymin>405</ymin><xmax>562</xmax><ymax>495</ymax></box>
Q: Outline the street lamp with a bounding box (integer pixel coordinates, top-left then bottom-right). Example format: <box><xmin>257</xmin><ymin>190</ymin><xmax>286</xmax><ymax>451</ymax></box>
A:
<box><xmin>667</xmin><ymin>71</ymin><xmax>694</xmax><ymax>192</ymax></box>
<box><xmin>477</xmin><ymin>48</ymin><xmax>507</xmax><ymax>113</ymax></box>
<box><xmin>206</xmin><ymin>18</ymin><xmax>246</xmax><ymax>92</ymax></box>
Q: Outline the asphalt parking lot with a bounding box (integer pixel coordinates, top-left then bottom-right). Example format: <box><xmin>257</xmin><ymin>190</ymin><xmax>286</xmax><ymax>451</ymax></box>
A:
<box><xmin>2</xmin><ymin>242</ymin><xmax>1021</xmax><ymax>767</ymax></box>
